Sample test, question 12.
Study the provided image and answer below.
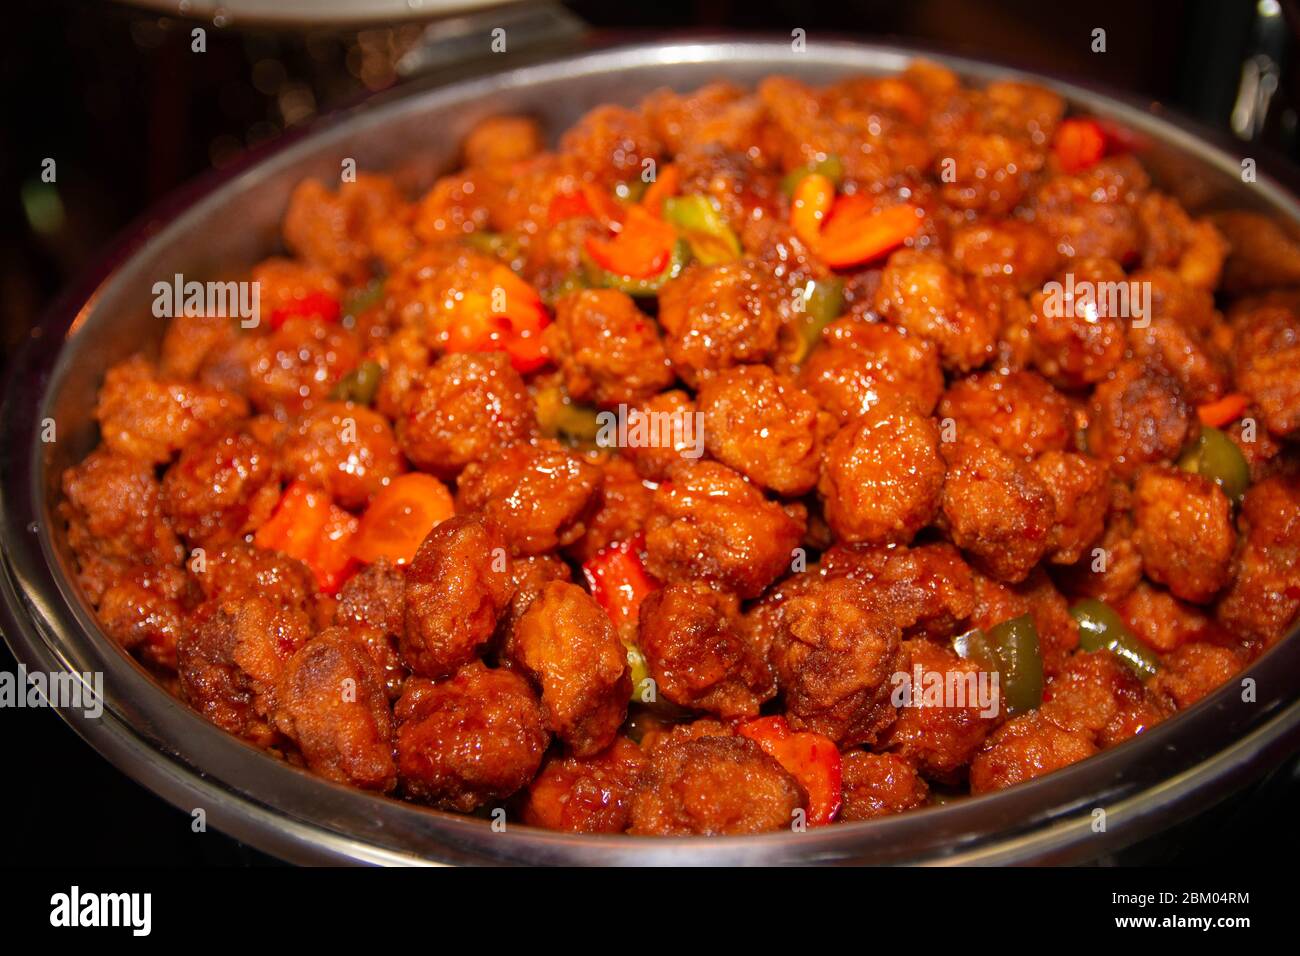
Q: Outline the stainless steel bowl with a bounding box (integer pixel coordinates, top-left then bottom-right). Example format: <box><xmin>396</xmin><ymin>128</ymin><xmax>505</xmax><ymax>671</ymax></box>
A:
<box><xmin>4</xmin><ymin>37</ymin><xmax>1300</xmax><ymax>866</ymax></box>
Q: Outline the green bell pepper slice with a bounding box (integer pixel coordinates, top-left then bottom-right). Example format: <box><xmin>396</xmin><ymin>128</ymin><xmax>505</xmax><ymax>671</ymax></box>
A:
<box><xmin>330</xmin><ymin>359</ymin><xmax>383</xmax><ymax>406</ymax></box>
<box><xmin>953</xmin><ymin>614</ymin><xmax>1044</xmax><ymax>717</ymax></box>
<box><xmin>780</xmin><ymin>154</ymin><xmax>845</xmax><ymax>196</ymax></box>
<box><xmin>582</xmin><ymin>238</ymin><xmax>691</xmax><ymax>298</ymax></box>
<box><xmin>1177</xmin><ymin>425</ymin><xmax>1250</xmax><ymax>504</ymax></box>
<box><xmin>663</xmin><ymin>195</ymin><xmax>742</xmax><ymax>266</ymax></box>
<box><xmin>790</xmin><ymin>277</ymin><xmax>846</xmax><ymax>363</ymax></box>
<box><xmin>342</xmin><ymin>278</ymin><xmax>385</xmax><ymax>321</ymax></box>
<box><xmin>1069</xmin><ymin>598</ymin><xmax>1161</xmax><ymax>680</ymax></box>
<box><xmin>534</xmin><ymin>383</ymin><xmax>602</xmax><ymax>447</ymax></box>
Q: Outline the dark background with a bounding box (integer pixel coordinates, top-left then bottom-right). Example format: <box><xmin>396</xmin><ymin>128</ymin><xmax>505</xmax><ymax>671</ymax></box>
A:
<box><xmin>3</xmin><ymin>0</ymin><xmax>1299</xmax><ymax>866</ymax></box>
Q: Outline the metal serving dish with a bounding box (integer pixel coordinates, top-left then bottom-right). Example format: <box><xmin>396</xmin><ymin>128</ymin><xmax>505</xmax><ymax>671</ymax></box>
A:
<box><xmin>3</xmin><ymin>38</ymin><xmax>1300</xmax><ymax>866</ymax></box>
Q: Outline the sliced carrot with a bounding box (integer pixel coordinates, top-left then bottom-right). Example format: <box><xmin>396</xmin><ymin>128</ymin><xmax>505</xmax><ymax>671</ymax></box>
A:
<box><xmin>817</xmin><ymin>199</ymin><xmax>921</xmax><ymax>269</ymax></box>
<box><xmin>791</xmin><ymin>172</ymin><xmax>835</xmax><ymax>246</ymax></box>
<box><xmin>1197</xmin><ymin>392</ymin><xmax>1250</xmax><ymax>428</ymax></box>
<box><xmin>584</xmin><ymin>205</ymin><xmax>678</xmax><ymax>278</ymax></box>
<box><xmin>352</xmin><ymin>473</ymin><xmax>455</xmax><ymax>566</ymax></box>
<box><xmin>314</xmin><ymin>504</ymin><xmax>361</xmax><ymax>594</ymax></box>
<box><xmin>1053</xmin><ymin>118</ymin><xmax>1107</xmax><ymax>174</ymax></box>
<box><xmin>254</xmin><ymin>481</ymin><xmax>359</xmax><ymax>594</ymax></box>
<box><xmin>640</xmin><ymin>163</ymin><xmax>680</xmax><ymax>217</ymax></box>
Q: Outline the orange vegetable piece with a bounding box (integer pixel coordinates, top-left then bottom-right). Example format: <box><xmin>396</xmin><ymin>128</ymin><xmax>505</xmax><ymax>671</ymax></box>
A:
<box><xmin>817</xmin><ymin>198</ymin><xmax>921</xmax><ymax>269</ymax></box>
<box><xmin>791</xmin><ymin>172</ymin><xmax>834</xmax><ymax>246</ymax></box>
<box><xmin>313</xmin><ymin>506</ymin><xmax>361</xmax><ymax>595</ymax></box>
<box><xmin>254</xmin><ymin>481</ymin><xmax>359</xmax><ymax>594</ymax></box>
<box><xmin>1053</xmin><ymin>118</ymin><xmax>1107</xmax><ymax>173</ymax></box>
<box><xmin>584</xmin><ymin>206</ymin><xmax>678</xmax><ymax>279</ymax></box>
<box><xmin>739</xmin><ymin>715</ymin><xmax>843</xmax><ymax>826</ymax></box>
<box><xmin>1197</xmin><ymin>392</ymin><xmax>1249</xmax><ymax>428</ymax></box>
<box><xmin>352</xmin><ymin>473</ymin><xmax>455</xmax><ymax>566</ymax></box>
<box><xmin>441</xmin><ymin>265</ymin><xmax>550</xmax><ymax>374</ymax></box>
<box><xmin>640</xmin><ymin>163</ymin><xmax>680</xmax><ymax>217</ymax></box>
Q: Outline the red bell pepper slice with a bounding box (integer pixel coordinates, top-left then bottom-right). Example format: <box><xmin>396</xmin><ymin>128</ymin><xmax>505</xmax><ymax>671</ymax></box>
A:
<box><xmin>584</xmin><ymin>206</ymin><xmax>679</xmax><ymax>279</ymax></box>
<box><xmin>790</xmin><ymin>174</ymin><xmax>921</xmax><ymax>270</ymax></box>
<box><xmin>791</xmin><ymin>172</ymin><xmax>835</xmax><ymax>246</ymax></box>
<box><xmin>548</xmin><ymin>183</ymin><xmax>626</xmax><ymax>230</ymax></box>
<box><xmin>581</xmin><ymin>534</ymin><xmax>660</xmax><ymax>637</ymax></box>
<box><xmin>816</xmin><ymin>198</ymin><xmax>921</xmax><ymax>269</ymax></box>
<box><xmin>738</xmin><ymin>715</ymin><xmax>843</xmax><ymax>826</ymax></box>
<box><xmin>441</xmin><ymin>265</ymin><xmax>551</xmax><ymax>374</ymax></box>
<box><xmin>268</xmin><ymin>289</ymin><xmax>341</xmax><ymax>330</ymax></box>
<box><xmin>548</xmin><ymin>189</ymin><xmax>595</xmax><ymax>226</ymax></box>
<box><xmin>640</xmin><ymin>163</ymin><xmax>680</xmax><ymax>218</ymax></box>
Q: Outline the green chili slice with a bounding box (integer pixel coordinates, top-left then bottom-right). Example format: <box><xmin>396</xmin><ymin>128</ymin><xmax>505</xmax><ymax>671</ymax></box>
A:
<box><xmin>952</xmin><ymin>627</ymin><xmax>995</xmax><ymax>668</ymax></box>
<box><xmin>1069</xmin><ymin>598</ymin><xmax>1161</xmax><ymax>680</ymax></box>
<box><xmin>1177</xmin><ymin>425</ymin><xmax>1250</xmax><ymax>504</ymax></box>
<box><xmin>988</xmin><ymin>615</ymin><xmax>1045</xmax><ymax>716</ymax></box>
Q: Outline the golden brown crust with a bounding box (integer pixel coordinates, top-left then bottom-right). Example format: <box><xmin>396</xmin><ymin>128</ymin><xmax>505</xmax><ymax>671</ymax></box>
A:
<box><xmin>395</xmin><ymin>662</ymin><xmax>548</xmax><ymax>812</ymax></box>
<box><xmin>507</xmin><ymin>581</ymin><xmax>630</xmax><ymax>756</ymax></box>
<box><xmin>629</xmin><ymin>735</ymin><xmax>804</xmax><ymax>836</ymax></box>
<box><xmin>401</xmin><ymin>515</ymin><xmax>514</xmax><ymax>679</ymax></box>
